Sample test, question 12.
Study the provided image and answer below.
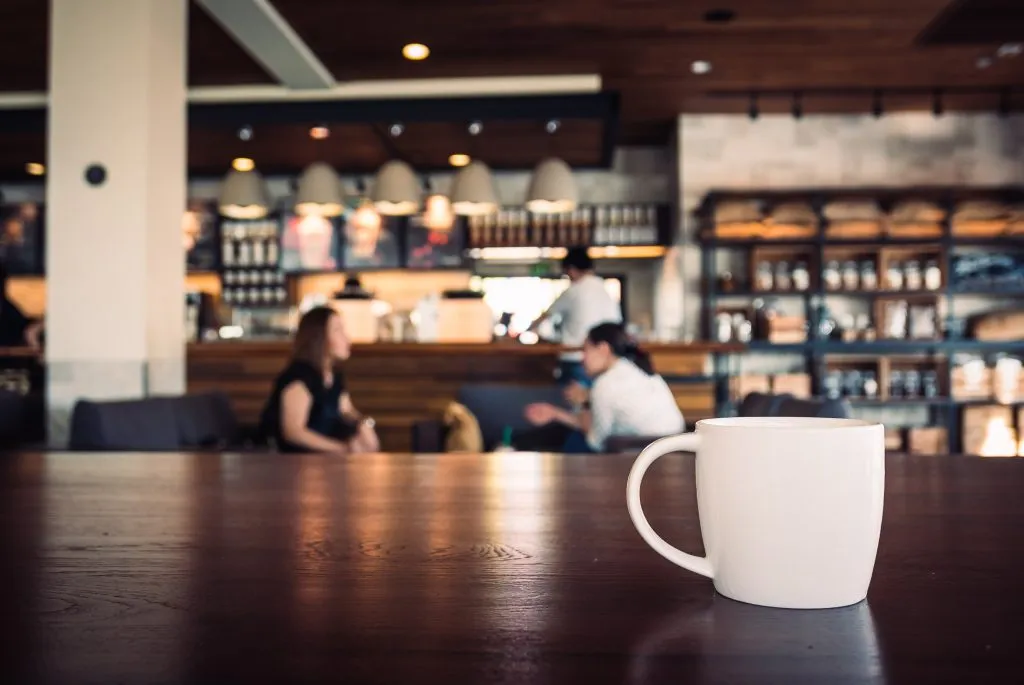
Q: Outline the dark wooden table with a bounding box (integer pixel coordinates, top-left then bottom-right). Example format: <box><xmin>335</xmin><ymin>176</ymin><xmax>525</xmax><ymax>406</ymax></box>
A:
<box><xmin>1</xmin><ymin>452</ymin><xmax>1021</xmax><ymax>684</ymax></box>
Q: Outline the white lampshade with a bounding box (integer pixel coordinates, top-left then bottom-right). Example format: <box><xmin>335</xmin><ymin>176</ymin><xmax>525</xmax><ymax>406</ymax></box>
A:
<box><xmin>422</xmin><ymin>193</ymin><xmax>455</xmax><ymax>231</ymax></box>
<box><xmin>219</xmin><ymin>169</ymin><xmax>270</xmax><ymax>219</ymax></box>
<box><xmin>371</xmin><ymin>160</ymin><xmax>420</xmax><ymax>215</ymax></box>
<box><xmin>451</xmin><ymin>161</ymin><xmax>498</xmax><ymax>216</ymax></box>
<box><xmin>295</xmin><ymin>162</ymin><xmax>344</xmax><ymax>217</ymax></box>
<box><xmin>526</xmin><ymin>157</ymin><xmax>577</xmax><ymax>213</ymax></box>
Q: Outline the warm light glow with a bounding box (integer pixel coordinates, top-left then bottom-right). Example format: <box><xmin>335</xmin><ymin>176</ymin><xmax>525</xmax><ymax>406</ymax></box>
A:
<box><xmin>351</xmin><ymin>201</ymin><xmax>382</xmax><ymax>233</ymax></box>
<box><xmin>232</xmin><ymin>157</ymin><xmax>255</xmax><ymax>172</ymax></box>
<box><xmin>402</xmin><ymin>43</ymin><xmax>430</xmax><ymax>60</ymax></box>
<box><xmin>25</xmin><ymin>162</ymin><xmax>45</xmax><ymax>176</ymax></box>
<box><xmin>422</xmin><ymin>194</ymin><xmax>455</xmax><ymax>231</ymax></box>
<box><xmin>448</xmin><ymin>154</ymin><xmax>471</xmax><ymax>167</ymax></box>
<box><xmin>525</xmin><ymin>198</ymin><xmax>576</xmax><ymax>213</ymax></box>
<box><xmin>296</xmin><ymin>201</ymin><xmax>344</xmax><ymax>217</ymax></box>
<box><xmin>468</xmin><ymin>245</ymin><xmax>666</xmax><ymax>261</ymax></box>
<box><xmin>309</xmin><ymin>126</ymin><xmax>330</xmax><ymax>140</ymax></box>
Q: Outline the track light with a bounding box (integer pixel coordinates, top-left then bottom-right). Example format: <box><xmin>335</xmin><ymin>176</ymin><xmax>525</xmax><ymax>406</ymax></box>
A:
<box><xmin>791</xmin><ymin>92</ymin><xmax>803</xmax><ymax>120</ymax></box>
<box><xmin>237</xmin><ymin>125</ymin><xmax>253</xmax><ymax>141</ymax></box>
<box><xmin>389</xmin><ymin>122</ymin><xmax>405</xmax><ymax>137</ymax></box>
<box><xmin>748</xmin><ymin>92</ymin><xmax>759</xmax><ymax>121</ymax></box>
<box><xmin>468</xmin><ymin>120</ymin><xmax>483</xmax><ymax>136</ymax></box>
<box><xmin>872</xmin><ymin>90</ymin><xmax>884</xmax><ymax>119</ymax></box>
<box><xmin>932</xmin><ymin>90</ymin><xmax>944</xmax><ymax>117</ymax></box>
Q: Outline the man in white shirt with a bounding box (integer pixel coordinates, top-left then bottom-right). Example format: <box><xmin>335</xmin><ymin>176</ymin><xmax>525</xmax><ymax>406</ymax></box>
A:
<box><xmin>526</xmin><ymin>247</ymin><xmax>622</xmax><ymax>386</ymax></box>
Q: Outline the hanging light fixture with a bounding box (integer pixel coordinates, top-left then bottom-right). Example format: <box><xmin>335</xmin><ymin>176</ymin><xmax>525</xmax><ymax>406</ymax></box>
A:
<box><xmin>371</xmin><ymin>160</ymin><xmax>420</xmax><ymax>215</ymax></box>
<box><xmin>527</xmin><ymin>120</ymin><xmax>577</xmax><ymax>214</ymax></box>
<box><xmin>451</xmin><ymin>161</ymin><xmax>498</xmax><ymax>216</ymax></box>
<box><xmin>219</xmin><ymin>168</ymin><xmax>269</xmax><ymax>219</ymax></box>
<box><xmin>422</xmin><ymin>178</ymin><xmax>455</xmax><ymax>231</ymax></box>
<box><xmin>295</xmin><ymin>162</ymin><xmax>344</xmax><ymax>217</ymax></box>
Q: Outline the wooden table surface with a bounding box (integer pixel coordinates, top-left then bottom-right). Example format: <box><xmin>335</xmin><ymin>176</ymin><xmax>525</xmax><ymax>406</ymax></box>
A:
<box><xmin>1</xmin><ymin>451</ymin><xmax>1021</xmax><ymax>685</ymax></box>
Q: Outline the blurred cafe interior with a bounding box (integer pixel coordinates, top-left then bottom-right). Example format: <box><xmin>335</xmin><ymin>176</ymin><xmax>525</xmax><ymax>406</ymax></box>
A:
<box><xmin>0</xmin><ymin>0</ymin><xmax>1023</xmax><ymax>457</ymax></box>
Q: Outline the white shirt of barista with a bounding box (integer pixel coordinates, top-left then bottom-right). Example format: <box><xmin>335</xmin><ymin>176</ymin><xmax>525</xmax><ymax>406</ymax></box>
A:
<box><xmin>547</xmin><ymin>273</ymin><xmax>622</xmax><ymax>361</ymax></box>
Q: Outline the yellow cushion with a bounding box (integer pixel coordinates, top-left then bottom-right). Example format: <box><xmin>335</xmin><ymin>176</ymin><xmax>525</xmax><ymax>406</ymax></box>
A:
<box><xmin>443</xmin><ymin>402</ymin><xmax>484</xmax><ymax>453</ymax></box>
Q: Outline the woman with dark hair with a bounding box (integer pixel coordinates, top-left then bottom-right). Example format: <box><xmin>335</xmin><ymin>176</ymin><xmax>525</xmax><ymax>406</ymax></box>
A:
<box><xmin>525</xmin><ymin>322</ymin><xmax>684</xmax><ymax>452</ymax></box>
<box><xmin>260</xmin><ymin>306</ymin><xmax>379</xmax><ymax>453</ymax></box>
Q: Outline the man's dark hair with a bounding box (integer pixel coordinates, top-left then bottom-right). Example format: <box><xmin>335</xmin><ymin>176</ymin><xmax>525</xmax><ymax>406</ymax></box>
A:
<box><xmin>561</xmin><ymin>246</ymin><xmax>593</xmax><ymax>272</ymax></box>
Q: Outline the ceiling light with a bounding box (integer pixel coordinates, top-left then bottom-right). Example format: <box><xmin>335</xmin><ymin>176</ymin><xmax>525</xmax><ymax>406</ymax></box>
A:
<box><xmin>526</xmin><ymin>158</ymin><xmax>578</xmax><ymax>214</ymax></box>
<box><xmin>449</xmin><ymin>153</ymin><xmax>471</xmax><ymax>167</ymax></box>
<box><xmin>451</xmin><ymin>161</ymin><xmax>499</xmax><ymax>216</ymax></box>
<box><xmin>237</xmin><ymin>125</ymin><xmax>253</xmax><ymax>141</ymax></box>
<box><xmin>423</xmin><ymin>193</ymin><xmax>455</xmax><ymax>232</ymax></box>
<box><xmin>25</xmin><ymin>162</ymin><xmax>45</xmax><ymax>176</ymax></box>
<box><xmin>219</xmin><ymin>168</ymin><xmax>269</xmax><ymax>219</ymax></box>
<box><xmin>997</xmin><ymin>43</ymin><xmax>1023</xmax><ymax>58</ymax></box>
<box><xmin>309</xmin><ymin>125</ymin><xmax>330</xmax><ymax>140</ymax></box>
<box><xmin>703</xmin><ymin>8</ymin><xmax>736</xmax><ymax>23</ymax></box>
<box><xmin>232</xmin><ymin>157</ymin><xmax>255</xmax><ymax>172</ymax></box>
<box><xmin>389</xmin><ymin>122</ymin><xmax>405</xmax><ymax>137</ymax></box>
<box><xmin>402</xmin><ymin>43</ymin><xmax>430</xmax><ymax>60</ymax></box>
<box><xmin>295</xmin><ymin>162</ymin><xmax>344</xmax><ymax>217</ymax></box>
<box><xmin>371</xmin><ymin>160</ymin><xmax>421</xmax><ymax>215</ymax></box>
<box><xmin>691</xmin><ymin>60</ymin><xmax>712</xmax><ymax>75</ymax></box>
<box><xmin>468</xmin><ymin>120</ymin><xmax>483</xmax><ymax>136</ymax></box>
<box><xmin>976</xmin><ymin>56</ymin><xmax>993</xmax><ymax>70</ymax></box>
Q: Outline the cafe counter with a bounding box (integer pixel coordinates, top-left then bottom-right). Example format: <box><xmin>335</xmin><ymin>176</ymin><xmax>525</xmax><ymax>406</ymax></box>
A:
<box><xmin>187</xmin><ymin>341</ymin><xmax>736</xmax><ymax>451</ymax></box>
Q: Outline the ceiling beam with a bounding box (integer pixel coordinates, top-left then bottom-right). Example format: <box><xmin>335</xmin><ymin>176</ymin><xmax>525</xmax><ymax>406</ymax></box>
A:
<box><xmin>0</xmin><ymin>75</ymin><xmax>601</xmax><ymax>109</ymax></box>
<box><xmin>193</xmin><ymin>0</ymin><xmax>335</xmax><ymax>89</ymax></box>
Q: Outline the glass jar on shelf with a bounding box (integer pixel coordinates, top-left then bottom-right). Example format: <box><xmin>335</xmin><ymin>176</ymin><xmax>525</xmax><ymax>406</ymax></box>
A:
<box><xmin>755</xmin><ymin>261</ymin><xmax>774</xmax><ymax>291</ymax></box>
<box><xmin>774</xmin><ymin>261</ymin><xmax>792</xmax><ymax>291</ymax></box>
<box><xmin>886</xmin><ymin>260</ymin><xmax>904</xmax><ymax>290</ymax></box>
<box><xmin>841</xmin><ymin>260</ymin><xmax>860</xmax><ymax>290</ymax></box>
<box><xmin>823</xmin><ymin>260</ymin><xmax>842</xmax><ymax>291</ymax></box>
<box><xmin>792</xmin><ymin>261</ymin><xmax>810</xmax><ymax>291</ymax></box>
<box><xmin>860</xmin><ymin>261</ymin><xmax>878</xmax><ymax>290</ymax></box>
<box><xmin>924</xmin><ymin>260</ymin><xmax>942</xmax><ymax>291</ymax></box>
<box><xmin>904</xmin><ymin>260</ymin><xmax>923</xmax><ymax>291</ymax></box>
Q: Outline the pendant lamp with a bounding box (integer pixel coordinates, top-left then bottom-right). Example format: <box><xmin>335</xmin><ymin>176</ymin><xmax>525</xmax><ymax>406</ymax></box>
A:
<box><xmin>451</xmin><ymin>161</ymin><xmax>499</xmax><ymax>216</ymax></box>
<box><xmin>219</xmin><ymin>168</ymin><xmax>270</xmax><ymax>219</ymax></box>
<box><xmin>372</xmin><ymin>160</ymin><xmax>420</xmax><ymax>215</ymax></box>
<box><xmin>295</xmin><ymin>162</ymin><xmax>344</xmax><ymax>217</ymax></box>
<box><xmin>526</xmin><ymin>157</ymin><xmax>577</xmax><ymax>213</ymax></box>
<box><xmin>422</xmin><ymin>193</ymin><xmax>455</xmax><ymax>231</ymax></box>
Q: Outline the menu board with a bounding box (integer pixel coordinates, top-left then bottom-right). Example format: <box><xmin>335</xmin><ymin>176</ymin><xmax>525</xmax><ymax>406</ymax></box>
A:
<box><xmin>280</xmin><ymin>213</ymin><xmax>341</xmax><ymax>273</ymax></box>
<box><xmin>342</xmin><ymin>211</ymin><xmax>401</xmax><ymax>270</ymax></box>
<box><xmin>405</xmin><ymin>215</ymin><xmax>465</xmax><ymax>269</ymax></box>
<box><xmin>0</xmin><ymin>202</ymin><xmax>44</xmax><ymax>275</ymax></box>
<box><xmin>183</xmin><ymin>200</ymin><xmax>219</xmax><ymax>272</ymax></box>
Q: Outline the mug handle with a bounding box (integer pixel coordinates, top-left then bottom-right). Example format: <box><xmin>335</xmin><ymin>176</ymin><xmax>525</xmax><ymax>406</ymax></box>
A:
<box><xmin>626</xmin><ymin>433</ymin><xmax>713</xmax><ymax>579</ymax></box>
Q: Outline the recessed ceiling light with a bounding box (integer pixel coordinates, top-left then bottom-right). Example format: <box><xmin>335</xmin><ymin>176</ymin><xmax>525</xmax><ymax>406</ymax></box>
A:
<box><xmin>25</xmin><ymin>162</ymin><xmax>44</xmax><ymax>176</ymax></box>
<box><xmin>402</xmin><ymin>43</ymin><xmax>430</xmax><ymax>61</ymax></box>
<box><xmin>691</xmin><ymin>60</ymin><xmax>712</xmax><ymax>75</ymax></box>
<box><xmin>703</xmin><ymin>8</ymin><xmax>736</xmax><ymax>23</ymax></box>
<box><xmin>309</xmin><ymin>126</ymin><xmax>330</xmax><ymax>140</ymax></box>
<box><xmin>976</xmin><ymin>56</ymin><xmax>993</xmax><ymax>69</ymax></box>
<box><xmin>448</xmin><ymin>154</ymin><xmax>471</xmax><ymax>167</ymax></box>
<box><xmin>232</xmin><ymin>157</ymin><xmax>255</xmax><ymax>172</ymax></box>
<box><xmin>997</xmin><ymin>43</ymin><xmax>1023</xmax><ymax>58</ymax></box>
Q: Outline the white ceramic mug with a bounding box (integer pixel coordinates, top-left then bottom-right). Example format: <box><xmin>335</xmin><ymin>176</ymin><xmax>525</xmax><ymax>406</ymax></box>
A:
<box><xmin>627</xmin><ymin>417</ymin><xmax>885</xmax><ymax>609</ymax></box>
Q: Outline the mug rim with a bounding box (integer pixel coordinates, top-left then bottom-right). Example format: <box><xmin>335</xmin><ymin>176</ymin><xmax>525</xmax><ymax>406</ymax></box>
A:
<box><xmin>696</xmin><ymin>416</ymin><xmax>881</xmax><ymax>430</ymax></box>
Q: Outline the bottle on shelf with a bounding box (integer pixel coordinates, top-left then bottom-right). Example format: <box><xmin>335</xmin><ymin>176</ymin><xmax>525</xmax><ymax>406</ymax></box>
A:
<box><xmin>594</xmin><ymin>206</ymin><xmax>608</xmax><ymax>245</ymax></box>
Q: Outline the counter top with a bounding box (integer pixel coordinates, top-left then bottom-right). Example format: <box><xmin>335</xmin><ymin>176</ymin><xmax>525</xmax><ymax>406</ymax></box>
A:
<box><xmin>188</xmin><ymin>341</ymin><xmax>744</xmax><ymax>355</ymax></box>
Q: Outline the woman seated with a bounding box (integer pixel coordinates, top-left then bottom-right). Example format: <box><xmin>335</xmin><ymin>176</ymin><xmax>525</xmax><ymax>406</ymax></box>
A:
<box><xmin>260</xmin><ymin>306</ymin><xmax>379</xmax><ymax>453</ymax></box>
<box><xmin>525</xmin><ymin>322</ymin><xmax>684</xmax><ymax>452</ymax></box>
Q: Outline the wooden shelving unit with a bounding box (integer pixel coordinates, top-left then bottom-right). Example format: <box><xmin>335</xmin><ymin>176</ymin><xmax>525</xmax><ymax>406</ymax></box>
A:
<box><xmin>699</xmin><ymin>186</ymin><xmax>1024</xmax><ymax>453</ymax></box>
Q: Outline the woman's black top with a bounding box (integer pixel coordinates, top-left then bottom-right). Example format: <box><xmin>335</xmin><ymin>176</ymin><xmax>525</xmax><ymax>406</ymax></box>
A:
<box><xmin>259</xmin><ymin>360</ymin><xmax>357</xmax><ymax>452</ymax></box>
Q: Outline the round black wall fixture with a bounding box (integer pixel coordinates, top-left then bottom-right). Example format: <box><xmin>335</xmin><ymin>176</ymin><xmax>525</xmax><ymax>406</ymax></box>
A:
<box><xmin>84</xmin><ymin>164</ymin><xmax>107</xmax><ymax>187</ymax></box>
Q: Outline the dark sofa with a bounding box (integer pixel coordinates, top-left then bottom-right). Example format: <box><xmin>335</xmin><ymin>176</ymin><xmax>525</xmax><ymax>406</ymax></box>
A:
<box><xmin>68</xmin><ymin>392</ymin><xmax>248</xmax><ymax>451</ymax></box>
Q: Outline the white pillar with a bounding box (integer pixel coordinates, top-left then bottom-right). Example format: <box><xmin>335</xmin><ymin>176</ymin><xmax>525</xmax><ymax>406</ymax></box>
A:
<box><xmin>46</xmin><ymin>0</ymin><xmax>187</xmax><ymax>445</ymax></box>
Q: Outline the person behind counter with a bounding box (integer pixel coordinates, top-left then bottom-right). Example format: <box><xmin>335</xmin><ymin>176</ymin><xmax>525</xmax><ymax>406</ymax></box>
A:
<box><xmin>0</xmin><ymin>263</ymin><xmax>43</xmax><ymax>350</ymax></box>
<box><xmin>524</xmin><ymin>322</ymin><xmax>684</xmax><ymax>453</ymax></box>
<box><xmin>259</xmin><ymin>306</ymin><xmax>379</xmax><ymax>454</ymax></box>
<box><xmin>525</xmin><ymin>246</ymin><xmax>621</xmax><ymax>386</ymax></box>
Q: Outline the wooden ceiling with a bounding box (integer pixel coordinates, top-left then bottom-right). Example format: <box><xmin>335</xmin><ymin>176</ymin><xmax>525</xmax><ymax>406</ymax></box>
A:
<box><xmin>0</xmin><ymin>0</ymin><xmax>1022</xmax><ymax>175</ymax></box>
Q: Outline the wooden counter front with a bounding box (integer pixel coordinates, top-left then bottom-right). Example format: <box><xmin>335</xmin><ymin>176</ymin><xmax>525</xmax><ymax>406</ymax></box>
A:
<box><xmin>187</xmin><ymin>342</ymin><xmax>735</xmax><ymax>451</ymax></box>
